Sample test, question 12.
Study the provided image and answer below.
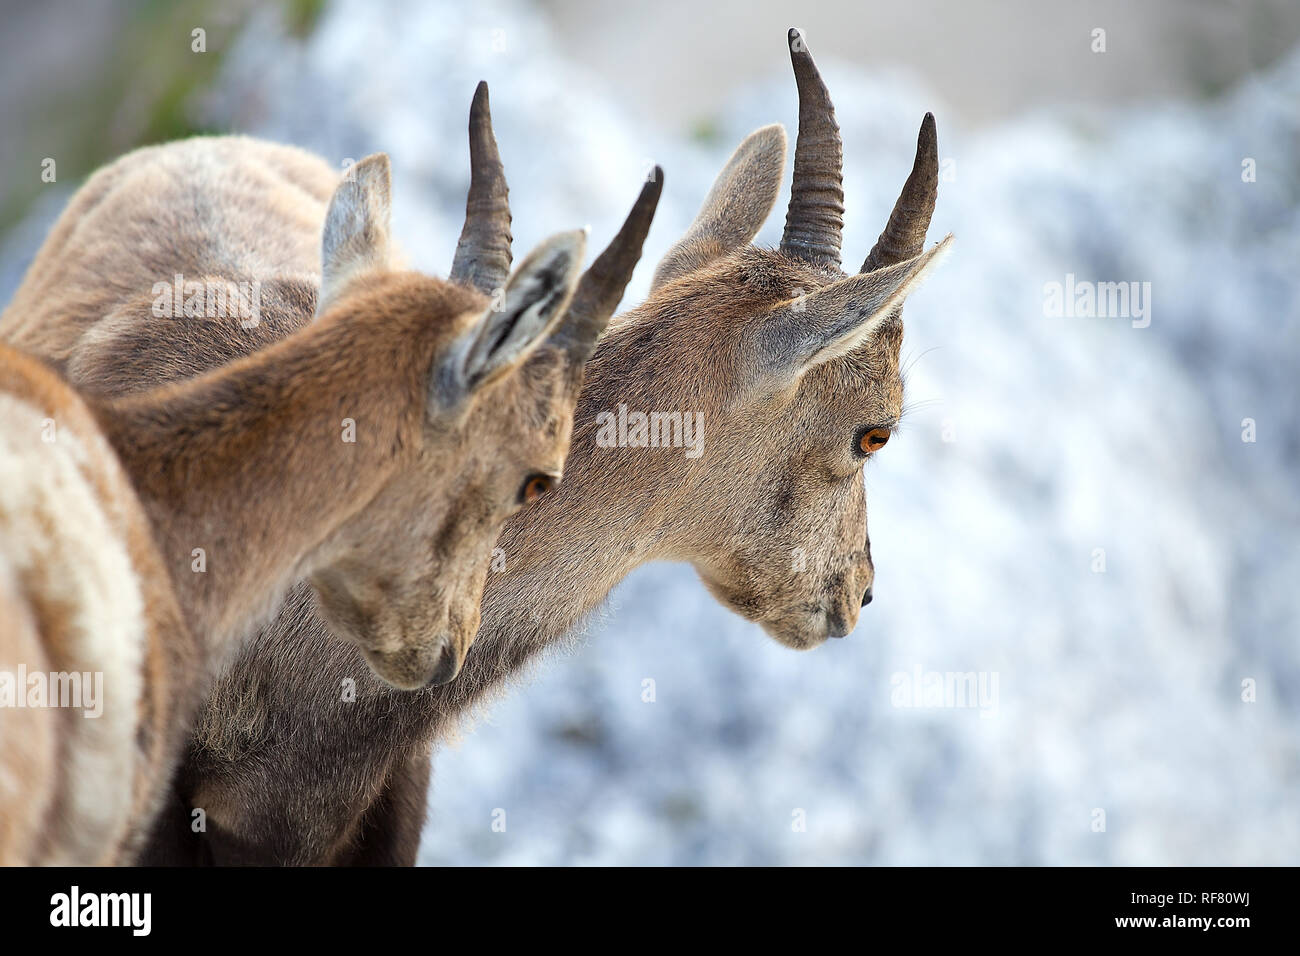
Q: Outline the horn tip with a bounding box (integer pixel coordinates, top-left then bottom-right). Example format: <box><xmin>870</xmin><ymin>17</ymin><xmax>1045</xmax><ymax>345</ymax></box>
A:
<box><xmin>917</xmin><ymin>112</ymin><xmax>938</xmax><ymax>156</ymax></box>
<box><xmin>635</xmin><ymin>172</ymin><xmax>664</xmax><ymax>224</ymax></box>
<box><xmin>645</xmin><ymin>165</ymin><xmax>665</xmax><ymax>195</ymax></box>
<box><xmin>466</xmin><ymin>80</ymin><xmax>501</xmax><ymax>163</ymax></box>
<box><xmin>622</xmin><ymin>170</ymin><xmax>662</xmax><ymax>236</ymax></box>
<box><xmin>469</xmin><ymin>83</ymin><xmax>493</xmax><ymax>134</ymax></box>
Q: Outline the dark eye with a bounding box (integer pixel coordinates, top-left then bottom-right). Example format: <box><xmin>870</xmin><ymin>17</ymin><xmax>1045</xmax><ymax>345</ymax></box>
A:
<box><xmin>519</xmin><ymin>473</ymin><xmax>556</xmax><ymax>505</ymax></box>
<box><xmin>857</xmin><ymin>426</ymin><xmax>892</xmax><ymax>456</ymax></box>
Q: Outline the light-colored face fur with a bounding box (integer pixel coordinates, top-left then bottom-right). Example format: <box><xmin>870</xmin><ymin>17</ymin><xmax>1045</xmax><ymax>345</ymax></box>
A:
<box><xmin>307</xmin><ymin>275</ymin><xmax>584</xmax><ymax>688</ymax></box>
<box><xmin>647</xmin><ymin>258</ymin><xmax>904</xmax><ymax>646</ymax></box>
<box><xmin>585</xmin><ymin>241</ymin><xmax>946</xmax><ymax>649</ymax></box>
<box><xmin>289</xmin><ymin>156</ymin><xmax>591</xmax><ymax>688</ymax></box>
<box><xmin>578</xmin><ymin>29</ymin><xmax>951</xmax><ymax>650</ymax></box>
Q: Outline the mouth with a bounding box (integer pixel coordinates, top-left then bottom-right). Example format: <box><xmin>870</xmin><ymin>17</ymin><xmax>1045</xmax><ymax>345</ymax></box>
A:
<box><xmin>823</xmin><ymin>605</ymin><xmax>853</xmax><ymax>639</ymax></box>
<box><xmin>695</xmin><ymin>570</ymin><xmax>854</xmax><ymax>649</ymax></box>
<box><xmin>759</xmin><ymin>603</ymin><xmax>856</xmax><ymax>648</ymax></box>
<box><xmin>360</xmin><ymin>635</ymin><xmax>462</xmax><ymax>690</ymax></box>
<box><xmin>426</xmin><ymin>643</ymin><xmax>461</xmax><ymax>686</ymax></box>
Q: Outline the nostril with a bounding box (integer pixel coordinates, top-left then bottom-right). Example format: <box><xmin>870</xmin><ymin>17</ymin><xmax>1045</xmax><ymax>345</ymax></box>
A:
<box><xmin>861</xmin><ymin>586</ymin><xmax>873</xmax><ymax>607</ymax></box>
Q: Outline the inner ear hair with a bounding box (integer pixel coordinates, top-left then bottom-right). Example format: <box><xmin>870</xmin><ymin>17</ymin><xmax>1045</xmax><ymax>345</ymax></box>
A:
<box><xmin>317</xmin><ymin>153</ymin><xmax>393</xmax><ymax>316</ymax></box>
<box><xmin>442</xmin><ymin>229</ymin><xmax>587</xmax><ymax>403</ymax></box>
<box><xmin>762</xmin><ymin>235</ymin><xmax>953</xmax><ymax>376</ymax></box>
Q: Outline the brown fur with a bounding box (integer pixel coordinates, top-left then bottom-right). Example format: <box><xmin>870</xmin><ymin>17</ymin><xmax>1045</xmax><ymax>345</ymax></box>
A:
<box><xmin>137</xmin><ymin>231</ymin><xmax>942</xmax><ymax>864</ymax></box>
<box><xmin>1</xmin><ymin>136</ymin><xmax>595</xmax><ymax>690</ymax></box>
<box><xmin>0</xmin><ymin>345</ymin><xmax>195</xmax><ymax>864</ymax></box>
<box><xmin>8</xmin><ymin>42</ymin><xmax>948</xmax><ymax>864</ymax></box>
<box><xmin>125</xmin><ymin>103</ymin><xmax>942</xmax><ymax>865</ymax></box>
<box><xmin>0</xmin><ymin>131</ymin><xmax>614</xmax><ymax>860</ymax></box>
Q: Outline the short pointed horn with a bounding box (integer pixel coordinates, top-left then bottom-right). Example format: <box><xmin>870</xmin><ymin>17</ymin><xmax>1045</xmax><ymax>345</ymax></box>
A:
<box><xmin>862</xmin><ymin>113</ymin><xmax>938</xmax><ymax>273</ymax></box>
<box><xmin>450</xmin><ymin>81</ymin><xmax>513</xmax><ymax>295</ymax></box>
<box><xmin>553</xmin><ymin>169</ymin><xmax>664</xmax><ymax>363</ymax></box>
<box><xmin>780</xmin><ymin>27</ymin><xmax>845</xmax><ymax>268</ymax></box>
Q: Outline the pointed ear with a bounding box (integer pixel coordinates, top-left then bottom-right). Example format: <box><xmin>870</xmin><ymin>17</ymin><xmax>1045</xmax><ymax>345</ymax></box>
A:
<box><xmin>317</xmin><ymin>154</ymin><xmax>393</xmax><ymax>316</ymax></box>
<box><xmin>650</xmin><ymin>125</ymin><xmax>786</xmax><ymax>292</ymax></box>
<box><xmin>758</xmin><ymin>234</ymin><xmax>952</xmax><ymax>377</ymax></box>
<box><xmin>442</xmin><ymin>229</ymin><xmax>587</xmax><ymax>401</ymax></box>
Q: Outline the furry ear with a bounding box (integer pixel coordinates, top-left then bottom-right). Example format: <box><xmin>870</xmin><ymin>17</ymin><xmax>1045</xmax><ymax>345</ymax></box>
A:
<box><xmin>758</xmin><ymin>235</ymin><xmax>953</xmax><ymax>378</ymax></box>
<box><xmin>435</xmin><ymin>229</ymin><xmax>587</xmax><ymax>407</ymax></box>
<box><xmin>650</xmin><ymin>125</ymin><xmax>787</xmax><ymax>291</ymax></box>
<box><xmin>317</xmin><ymin>154</ymin><xmax>392</xmax><ymax>316</ymax></box>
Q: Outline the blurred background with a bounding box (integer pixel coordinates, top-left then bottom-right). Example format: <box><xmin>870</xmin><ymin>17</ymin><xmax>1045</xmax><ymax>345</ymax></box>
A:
<box><xmin>1</xmin><ymin>0</ymin><xmax>1297</xmax><ymax>864</ymax></box>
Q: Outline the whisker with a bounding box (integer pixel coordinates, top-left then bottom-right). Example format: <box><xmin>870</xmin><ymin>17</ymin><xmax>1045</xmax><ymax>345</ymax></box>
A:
<box><xmin>901</xmin><ymin>345</ymin><xmax>942</xmax><ymax>379</ymax></box>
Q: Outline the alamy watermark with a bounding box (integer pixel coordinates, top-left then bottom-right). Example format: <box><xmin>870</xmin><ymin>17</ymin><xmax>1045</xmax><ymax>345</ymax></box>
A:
<box><xmin>151</xmin><ymin>273</ymin><xmax>261</xmax><ymax>328</ymax></box>
<box><xmin>0</xmin><ymin>666</ymin><xmax>103</xmax><ymax>718</ymax></box>
<box><xmin>50</xmin><ymin>886</ymin><xmax>150</xmax><ymax>936</ymax></box>
<box><xmin>1043</xmin><ymin>273</ymin><xmax>1151</xmax><ymax>328</ymax></box>
<box><xmin>890</xmin><ymin>666</ymin><xmax>999</xmax><ymax>717</ymax></box>
<box><xmin>594</xmin><ymin>403</ymin><xmax>704</xmax><ymax>459</ymax></box>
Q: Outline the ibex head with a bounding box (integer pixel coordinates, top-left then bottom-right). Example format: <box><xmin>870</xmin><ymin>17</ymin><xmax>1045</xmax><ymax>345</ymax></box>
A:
<box><xmin>577</xmin><ymin>29</ymin><xmax>950</xmax><ymax>649</ymax></box>
<box><xmin>309</xmin><ymin>84</ymin><xmax>661</xmax><ymax>688</ymax></box>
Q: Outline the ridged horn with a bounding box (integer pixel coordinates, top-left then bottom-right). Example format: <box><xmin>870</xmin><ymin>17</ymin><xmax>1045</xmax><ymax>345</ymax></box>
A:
<box><xmin>449</xmin><ymin>81</ymin><xmax>513</xmax><ymax>294</ymax></box>
<box><xmin>779</xmin><ymin>27</ymin><xmax>845</xmax><ymax>268</ymax></box>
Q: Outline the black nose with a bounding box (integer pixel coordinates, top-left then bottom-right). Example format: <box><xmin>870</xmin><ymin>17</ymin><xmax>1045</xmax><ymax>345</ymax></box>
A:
<box><xmin>861</xmin><ymin>586</ymin><xmax>873</xmax><ymax>607</ymax></box>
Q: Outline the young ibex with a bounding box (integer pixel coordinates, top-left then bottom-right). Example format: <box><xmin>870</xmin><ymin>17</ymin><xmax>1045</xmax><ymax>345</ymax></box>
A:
<box><xmin>49</xmin><ymin>30</ymin><xmax>948</xmax><ymax>864</ymax></box>
<box><xmin>0</xmin><ymin>87</ymin><xmax>659</xmax><ymax>861</ymax></box>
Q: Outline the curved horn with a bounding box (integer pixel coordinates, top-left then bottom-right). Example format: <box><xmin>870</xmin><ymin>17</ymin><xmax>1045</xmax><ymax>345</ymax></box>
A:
<box><xmin>553</xmin><ymin>168</ymin><xmax>664</xmax><ymax>362</ymax></box>
<box><xmin>779</xmin><ymin>27</ymin><xmax>845</xmax><ymax>268</ymax></box>
<box><xmin>450</xmin><ymin>81</ymin><xmax>513</xmax><ymax>295</ymax></box>
<box><xmin>861</xmin><ymin>113</ymin><xmax>938</xmax><ymax>273</ymax></box>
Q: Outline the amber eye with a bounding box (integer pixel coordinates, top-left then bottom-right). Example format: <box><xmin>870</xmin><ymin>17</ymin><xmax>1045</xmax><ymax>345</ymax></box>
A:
<box><xmin>519</xmin><ymin>474</ymin><xmax>555</xmax><ymax>505</ymax></box>
<box><xmin>858</xmin><ymin>427</ymin><xmax>892</xmax><ymax>455</ymax></box>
